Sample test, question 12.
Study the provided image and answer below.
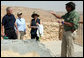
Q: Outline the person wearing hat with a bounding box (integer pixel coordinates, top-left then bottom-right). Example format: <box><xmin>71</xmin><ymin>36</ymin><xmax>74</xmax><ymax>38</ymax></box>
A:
<box><xmin>16</xmin><ymin>12</ymin><xmax>26</xmax><ymax>40</ymax></box>
<box><xmin>29</xmin><ymin>12</ymin><xmax>40</xmax><ymax>41</ymax></box>
<box><xmin>51</xmin><ymin>2</ymin><xmax>80</xmax><ymax>57</ymax></box>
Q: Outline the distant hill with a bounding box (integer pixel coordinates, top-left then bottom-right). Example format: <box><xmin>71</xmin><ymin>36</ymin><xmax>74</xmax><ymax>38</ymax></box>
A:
<box><xmin>1</xmin><ymin>5</ymin><xmax>83</xmax><ymax>43</ymax></box>
<box><xmin>1</xmin><ymin>5</ymin><xmax>83</xmax><ymax>22</ymax></box>
<box><xmin>1</xmin><ymin>5</ymin><xmax>61</xmax><ymax>40</ymax></box>
<box><xmin>1</xmin><ymin>5</ymin><xmax>57</xmax><ymax>22</ymax></box>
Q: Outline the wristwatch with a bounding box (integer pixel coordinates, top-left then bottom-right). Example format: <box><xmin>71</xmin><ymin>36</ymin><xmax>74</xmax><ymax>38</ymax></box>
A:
<box><xmin>61</xmin><ymin>21</ymin><xmax>64</xmax><ymax>24</ymax></box>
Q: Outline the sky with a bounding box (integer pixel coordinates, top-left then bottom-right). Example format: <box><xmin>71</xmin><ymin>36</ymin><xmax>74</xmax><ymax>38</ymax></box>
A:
<box><xmin>1</xmin><ymin>1</ymin><xmax>83</xmax><ymax>12</ymax></box>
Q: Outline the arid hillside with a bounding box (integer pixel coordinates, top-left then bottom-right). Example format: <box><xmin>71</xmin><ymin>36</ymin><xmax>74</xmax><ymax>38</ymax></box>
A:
<box><xmin>1</xmin><ymin>5</ymin><xmax>83</xmax><ymax>45</ymax></box>
<box><xmin>1</xmin><ymin>5</ymin><xmax>57</xmax><ymax>22</ymax></box>
<box><xmin>1</xmin><ymin>5</ymin><xmax>83</xmax><ymax>22</ymax></box>
<box><xmin>1</xmin><ymin>5</ymin><xmax>83</xmax><ymax>57</ymax></box>
<box><xmin>1</xmin><ymin>5</ymin><xmax>61</xmax><ymax>41</ymax></box>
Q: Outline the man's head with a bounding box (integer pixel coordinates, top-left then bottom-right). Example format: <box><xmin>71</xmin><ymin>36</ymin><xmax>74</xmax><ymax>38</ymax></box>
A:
<box><xmin>65</xmin><ymin>2</ymin><xmax>75</xmax><ymax>12</ymax></box>
<box><xmin>6</xmin><ymin>7</ymin><xmax>13</xmax><ymax>15</ymax></box>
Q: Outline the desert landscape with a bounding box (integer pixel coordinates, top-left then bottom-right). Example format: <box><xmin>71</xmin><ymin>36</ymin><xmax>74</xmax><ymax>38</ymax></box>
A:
<box><xmin>1</xmin><ymin>5</ymin><xmax>83</xmax><ymax>57</ymax></box>
<box><xmin>1</xmin><ymin>5</ymin><xmax>83</xmax><ymax>41</ymax></box>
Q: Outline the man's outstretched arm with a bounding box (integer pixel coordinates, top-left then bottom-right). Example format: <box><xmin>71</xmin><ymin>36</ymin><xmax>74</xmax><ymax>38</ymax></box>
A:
<box><xmin>50</xmin><ymin>12</ymin><xmax>74</xmax><ymax>27</ymax></box>
<box><xmin>50</xmin><ymin>12</ymin><xmax>62</xmax><ymax>19</ymax></box>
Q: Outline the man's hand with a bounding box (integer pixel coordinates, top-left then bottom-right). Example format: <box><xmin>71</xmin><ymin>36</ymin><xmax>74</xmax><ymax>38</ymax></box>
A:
<box><xmin>57</xmin><ymin>21</ymin><xmax>65</xmax><ymax>25</ymax></box>
<box><xmin>50</xmin><ymin>11</ymin><xmax>62</xmax><ymax>19</ymax></box>
<box><xmin>1</xmin><ymin>37</ymin><xmax>3</xmax><ymax>40</ymax></box>
<box><xmin>64</xmin><ymin>21</ymin><xmax>74</xmax><ymax>27</ymax></box>
<box><xmin>56</xmin><ymin>20</ymin><xmax>63</xmax><ymax>24</ymax></box>
<box><xmin>50</xmin><ymin>11</ymin><xmax>56</xmax><ymax>15</ymax></box>
<box><xmin>1</xmin><ymin>25</ymin><xmax>5</xmax><ymax>36</ymax></box>
<box><xmin>1</xmin><ymin>33</ymin><xmax>5</xmax><ymax>37</ymax></box>
<box><xmin>57</xmin><ymin>20</ymin><xmax>61</xmax><ymax>23</ymax></box>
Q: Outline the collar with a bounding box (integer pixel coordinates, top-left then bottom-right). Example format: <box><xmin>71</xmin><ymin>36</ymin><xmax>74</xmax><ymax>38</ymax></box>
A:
<box><xmin>18</xmin><ymin>18</ymin><xmax>22</xmax><ymax>21</ymax></box>
<box><xmin>6</xmin><ymin>14</ymin><xmax>13</xmax><ymax>16</ymax></box>
<box><xmin>68</xmin><ymin>10</ymin><xmax>75</xmax><ymax>14</ymax></box>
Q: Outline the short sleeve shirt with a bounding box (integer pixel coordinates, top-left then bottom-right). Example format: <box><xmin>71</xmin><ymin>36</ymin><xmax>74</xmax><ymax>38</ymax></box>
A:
<box><xmin>61</xmin><ymin>10</ymin><xmax>80</xmax><ymax>31</ymax></box>
<box><xmin>16</xmin><ymin>18</ymin><xmax>26</xmax><ymax>32</ymax></box>
<box><xmin>2</xmin><ymin>14</ymin><xmax>16</xmax><ymax>30</ymax></box>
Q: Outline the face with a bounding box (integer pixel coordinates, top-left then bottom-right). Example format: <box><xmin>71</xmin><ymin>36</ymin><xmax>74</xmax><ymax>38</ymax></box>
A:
<box><xmin>66</xmin><ymin>6</ymin><xmax>72</xmax><ymax>12</ymax></box>
<box><xmin>18</xmin><ymin>15</ymin><xmax>22</xmax><ymax>18</ymax></box>
<box><xmin>7</xmin><ymin>8</ymin><xmax>13</xmax><ymax>14</ymax></box>
<box><xmin>34</xmin><ymin>16</ymin><xmax>38</xmax><ymax>19</ymax></box>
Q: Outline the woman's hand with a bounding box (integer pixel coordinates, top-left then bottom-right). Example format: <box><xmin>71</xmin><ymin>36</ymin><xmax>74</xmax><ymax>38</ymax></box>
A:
<box><xmin>28</xmin><ymin>25</ymin><xmax>37</xmax><ymax>28</ymax></box>
<box><xmin>36</xmin><ymin>23</ymin><xmax>39</xmax><ymax>26</ymax></box>
<box><xmin>16</xmin><ymin>29</ymin><xmax>19</xmax><ymax>35</ymax></box>
<box><xmin>33</xmin><ymin>26</ymin><xmax>37</xmax><ymax>29</ymax></box>
<box><xmin>24</xmin><ymin>31</ymin><xmax>26</xmax><ymax>35</ymax></box>
<box><xmin>28</xmin><ymin>25</ymin><xmax>31</xmax><ymax>28</ymax></box>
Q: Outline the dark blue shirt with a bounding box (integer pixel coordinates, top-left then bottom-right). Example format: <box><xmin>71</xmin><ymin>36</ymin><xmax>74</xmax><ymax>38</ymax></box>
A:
<box><xmin>30</xmin><ymin>18</ymin><xmax>40</xmax><ymax>34</ymax></box>
<box><xmin>31</xmin><ymin>18</ymin><xmax>40</xmax><ymax>26</ymax></box>
<box><xmin>2</xmin><ymin>14</ymin><xmax>16</xmax><ymax>30</ymax></box>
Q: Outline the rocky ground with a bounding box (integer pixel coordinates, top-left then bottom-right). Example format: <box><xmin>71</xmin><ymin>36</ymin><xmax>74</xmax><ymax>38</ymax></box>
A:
<box><xmin>1</xmin><ymin>39</ymin><xmax>83</xmax><ymax>57</ymax></box>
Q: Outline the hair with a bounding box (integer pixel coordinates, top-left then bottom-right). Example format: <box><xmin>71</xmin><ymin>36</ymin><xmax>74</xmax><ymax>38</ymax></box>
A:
<box><xmin>6</xmin><ymin>7</ymin><xmax>12</xmax><ymax>11</ymax></box>
<box><xmin>66</xmin><ymin>2</ymin><xmax>76</xmax><ymax>11</ymax></box>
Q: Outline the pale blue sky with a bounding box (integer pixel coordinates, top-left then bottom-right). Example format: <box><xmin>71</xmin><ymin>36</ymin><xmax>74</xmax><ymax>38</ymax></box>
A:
<box><xmin>1</xmin><ymin>1</ymin><xmax>83</xmax><ymax>12</ymax></box>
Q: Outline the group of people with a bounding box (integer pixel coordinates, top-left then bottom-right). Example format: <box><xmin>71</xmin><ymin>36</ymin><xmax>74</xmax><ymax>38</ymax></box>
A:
<box><xmin>1</xmin><ymin>7</ymin><xmax>42</xmax><ymax>41</ymax></box>
<box><xmin>1</xmin><ymin>2</ymin><xmax>80</xmax><ymax>57</ymax></box>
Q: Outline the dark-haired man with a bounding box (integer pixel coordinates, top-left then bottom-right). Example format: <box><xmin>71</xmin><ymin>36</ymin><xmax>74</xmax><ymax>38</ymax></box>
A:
<box><xmin>51</xmin><ymin>2</ymin><xmax>80</xmax><ymax>57</ymax></box>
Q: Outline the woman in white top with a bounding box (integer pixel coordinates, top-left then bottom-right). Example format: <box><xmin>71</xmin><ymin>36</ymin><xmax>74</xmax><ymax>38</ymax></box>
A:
<box><xmin>16</xmin><ymin>12</ymin><xmax>26</xmax><ymax>39</ymax></box>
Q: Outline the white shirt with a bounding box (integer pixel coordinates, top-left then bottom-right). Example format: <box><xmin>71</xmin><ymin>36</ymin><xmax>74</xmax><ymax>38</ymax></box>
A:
<box><xmin>16</xmin><ymin>18</ymin><xmax>26</xmax><ymax>32</ymax></box>
<box><xmin>37</xmin><ymin>24</ymin><xmax>43</xmax><ymax>37</ymax></box>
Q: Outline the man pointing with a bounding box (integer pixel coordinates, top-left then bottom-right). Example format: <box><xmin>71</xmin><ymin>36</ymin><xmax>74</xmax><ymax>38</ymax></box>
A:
<box><xmin>51</xmin><ymin>2</ymin><xmax>80</xmax><ymax>57</ymax></box>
